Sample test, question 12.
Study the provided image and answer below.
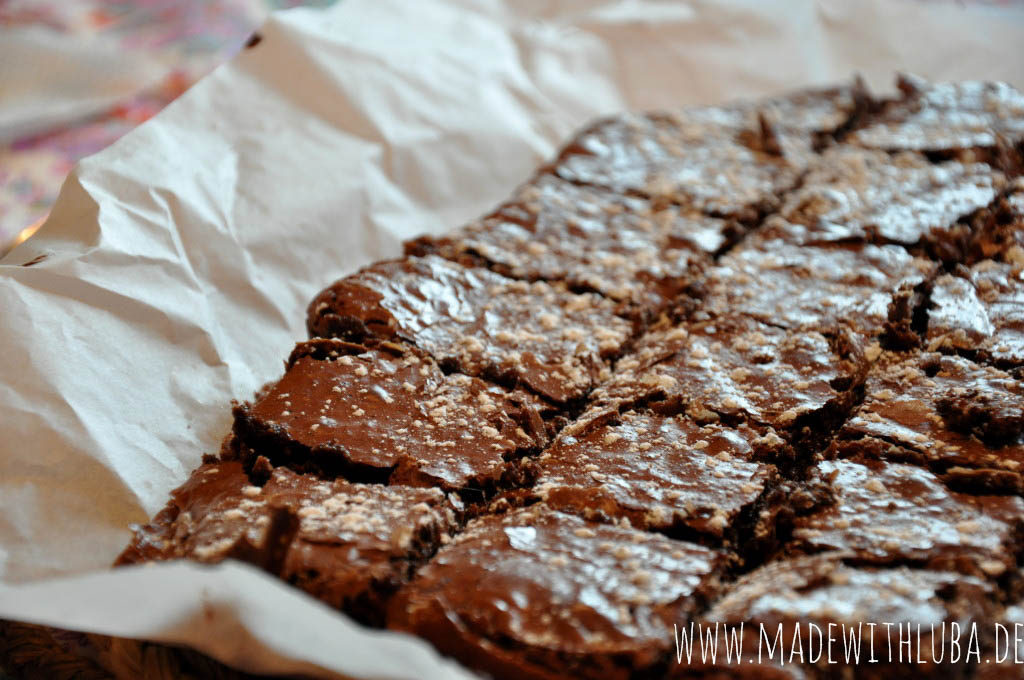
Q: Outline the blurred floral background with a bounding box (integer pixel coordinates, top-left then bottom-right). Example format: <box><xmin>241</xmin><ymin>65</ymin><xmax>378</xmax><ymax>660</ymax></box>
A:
<box><xmin>0</xmin><ymin>0</ymin><xmax>337</xmax><ymax>253</ymax></box>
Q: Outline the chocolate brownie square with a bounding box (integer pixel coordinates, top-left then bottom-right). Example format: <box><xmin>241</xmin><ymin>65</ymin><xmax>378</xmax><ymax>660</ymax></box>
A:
<box><xmin>407</xmin><ymin>173</ymin><xmax>716</xmax><ymax>320</ymax></box>
<box><xmin>765</xmin><ymin>145</ymin><xmax>1004</xmax><ymax>257</ymax></box>
<box><xmin>789</xmin><ymin>458</ymin><xmax>1024</xmax><ymax>578</ymax></box>
<box><xmin>686</xmin><ymin>553</ymin><xmax>996</xmax><ymax>680</ymax></box>
<box><xmin>550</xmin><ymin>82</ymin><xmax>867</xmax><ymax>221</ymax></box>
<box><xmin>551</xmin><ymin>108</ymin><xmax>800</xmax><ymax>222</ymax></box>
<box><xmin>530</xmin><ymin>410</ymin><xmax>787</xmax><ymax>552</ymax></box>
<box><xmin>728</xmin><ymin>79</ymin><xmax>872</xmax><ymax>165</ymax></box>
<box><xmin>970</xmin><ymin>179</ymin><xmax>1024</xmax><ymax>264</ymax></box>
<box><xmin>849</xmin><ymin>74</ymin><xmax>1024</xmax><ymax>161</ymax></box>
<box><xmin>388</xmin><ymin>505</ymin><xmax>730</xmax><ymax>680</ymax></box>
<box><xmin>117</xmin><ymin>461</ymin><xmax>461</xmax><ymax>626</ymax></box>
<box><xmin>589</xmin><ymin>316</ymin><xmax>868</xmax><ymax>454</ymax></box>
<box><xmin>928</xmin><ymin>260</ymin><xmax>1024</xmax><ymax>371</ymax></box>
<box><xmin>831</xmin><ymin>352</ymin><xmax>1024</xmax><ymax>493</ymax></box>
<box><xmin>700</xmin><ymin>238</ymin><xmax>936</xmax><ymax>342</ymax></box>
<box><xmin>232</xmin><ymin>339</ymin><xmax>546</xmax><ymax>500</ymax></box>
<box><xmin>305</xmin><ymin>255</ymin><xmax>633</xmax><ymax>405</ymax></box>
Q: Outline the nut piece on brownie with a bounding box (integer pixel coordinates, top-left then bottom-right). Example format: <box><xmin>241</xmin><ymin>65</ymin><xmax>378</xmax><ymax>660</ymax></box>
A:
<box><xmin>407</xmin><ymin>173</ymin><xmax>716</xmax><ymax>321</ymax></box>
<box><xmin>388</xmin><ymin>505</ymin><xmax>730</xmax><ymax>680</ymax></box>
<box><xmin>789</xmin><ymin>458</ymin><xmax>1024</xmax><ymax>578</ymax></box>
<box><xmin>685</xmin><ymin>552</ymin><xmax>996</xmax><ymax>680</ymax></box>
<box><xmin>531</xmin><ymin>410</ymin><xmax>786</xmax><ymax>553</ymax></box>
<box><xmin>117</xmin><ymin>461</ymin><xmax>461</xmax><ymax>626</ymax></box>
<box><xmin>232</xmin><ymin>340</ymin><xmax>546</xmax><ymax>500</ymax></box>
<box><xmin>831</xmin><ymin>352</ymin><xmax>1024</xmax><ymax>493</ymax></box>
<box><xmin>306</xmin><ymin>255</ymin><xmax>633</xmax><ymax>404</ymax></box>
<box><xmin>588</xmin><ymin>315</ymin><xmax>868</xmax><ymax>454</ymax></box>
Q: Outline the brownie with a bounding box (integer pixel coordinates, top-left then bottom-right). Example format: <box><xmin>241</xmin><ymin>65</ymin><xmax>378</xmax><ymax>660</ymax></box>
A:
<box><xmin>407</xmin><ymin>173</ymin><xmax>715</xmax><ymax>320</ymax></box>
<box><xmin>110</xmin><ymin>79</ymin><xmax>1024</xmax><ymax>675</ymax></box>
<box><xmin>306</xmin><ymin>255</ymin><xmax>633</xmax><ymax>405</ymax></box>
<box><xmin>232</xmin><ymin>339</ymin><xmax>547</xmax><ymax>499</ymax></box>
<box><xmin>831</xmin><ymin>352</ymin><xmax>1024</xmax><ymax>493</ymax></box>
<box><xmin>530</xmin><ymin>410</ymin><xmax>787</xmax><ymax>551</ymax></box>
<box><xmin>550</xmin><ymin>83</ymin><xmax>866</xmax><ymax>221</ymax></box>
<box><xmin>789</xmin><ymin>458</ymin><xmax>1024</xmax><ymax>578</ymax></box>
<box><xmin>976</xmin><ymin>660</ymin><xmax>1024</xmax><ymax>679</ymax></box>
<box><xmin>387</xmin><ymin>505</ymin><xmax>729</xmax><ymax>680</ymax></box>
<box><xmin>589</xmin><ymin>315</ymin><xmax>868</xmax><ymax>453</ymax></box>
<box><xmin>971</xmin><ymin>179</ymin><xmax>1024</xmax><ymax>264</ymax></box>
<box><xmin>741</xmin><ymin>80</ymin><xmax>872</xmax><ymax>162</ymax></box>
<box><xmin>701</xmin><ymin>237</ymin><xmax>936</xmax><ymax>341</ymax></box>
<box><xmin>550</xmin><ymin>108</ymin><xmax>799</xmax><ymax>223</ymax></box>
<box><xmin>685</xmin><ymin>552</ymin><xmax>996</xmax><ymax>680</ymax></box>
<box><xmin>928</xmin><ymin>260</ymin><xmax>1024</xmax><ymax>371</ymax></box>
<box><xmin>117</xmin><ymin>461</ymin><xmax>461</xmax><ymax>626</ymax></box>
<box><xmin>849</xmin><ymin>74</ymin><xmax>1024</xmax><ymax>162</ymax></box>
<box><xmin>765</xmin><ymin>145</ymin><xmax>1004</xmax><ymax>257</ymax></box>
<box><xmin>977</xmin><ymin>599</ymin><xmax>1024</xmax><ymax>679</ymax></box>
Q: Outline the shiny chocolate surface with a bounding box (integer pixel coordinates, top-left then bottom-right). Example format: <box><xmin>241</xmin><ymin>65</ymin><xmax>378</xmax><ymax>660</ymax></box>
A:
<box><xmin>235</xmin><ymin>342</ymin><xmax>545</xmax><ymax>493</ymax></box>
<box><xmin>389</xmin><ymin>506</ymin><xmax>728</xmax><ymax>680</ymax></box>
<box><xmin>791</xmin><ymin>458</ymin><xmax>1024</xmax><ymax>577</ymax></box>
<box><xmin>533</xmin><ymin>411</ymin><xmax>782</xmax><ymax>541</ymax></box>
<box><xmin>307</xmin><ymin>255</ymin><xmax>632</xmax><ymax>404</ymax></box>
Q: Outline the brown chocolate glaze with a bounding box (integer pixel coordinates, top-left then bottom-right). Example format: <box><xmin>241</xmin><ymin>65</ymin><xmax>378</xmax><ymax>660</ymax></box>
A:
<box><xmin>928</xmin><ymin>260</ymin><xmax>1024</xmax><ymax>371</ymax></box>
<box><xmin>767</xmin><ymin>145</ymin><xmax>1004</xmax><ymax>258</ymax></box>
<box><xmin>388</xmin><ymin>506</ymin><xmax>730</xmax><ymax>680</ymax></box>
<box><xmin>789</xmin><ymin>458</ymin><xmax>1024</xmax><ymax>578</ymax></box>
<box><xmin>850</xmin><ymin>74</ymin><xmax>1024</xmax><ymax>163</ymax></box>
<box><xmin>549</xmin><ymin>82</ymin><xmax>868</xmax><ymax>221</ymax></box>
<box><xmin>551</xmin><ymin>109</ymin><xmax>799</xmax><ymax>223</ymax></box>
<box><xmin>531</xmin><ymin>410</ymin><xmax>787</xmax><ymax>553</ymax></box>
<box><xmin>687</xmin><ymin>552</ymin><xmax>995</xmax><ymax>680</ymax></box>
<box><xmin>232</xmin><ymin>340</ymin><xmax>546</xmax><ymax>500</ymax></box>
<box><xmin>589</xmin><ymin>315</ymin><xmax>868</xmax><ymax>454</ymax></box>
<box><xmin>702</xmin><ymin>237</ymin><xmax>936</xmax><ymax>342</ymax></box>
<box><xmin>832</xmin><ymin>352</ymin><xmax>1024</xmax><ymax>493</ymax></box>
<box><xmin>306</xmin><ymin>255</ymin><xmax>633</xmax><ymax>405</ymax></box>
<box><xmin>407</xmin><ymin>173</ymin><xmax>715</xmax><ymax>321</ymax></box>
<box><xmin>116</xmin><ymin>461</ymin><xmax>461</xmax><ymax>626</ymax></box>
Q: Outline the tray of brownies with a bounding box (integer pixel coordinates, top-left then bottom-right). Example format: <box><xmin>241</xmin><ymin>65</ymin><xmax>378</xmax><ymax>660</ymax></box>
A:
<box><xmin>100</xmin><ymin>74</ymin><xmax>1024</xmax><ymax>679</ymax></box>
<box><xmin>1</xmin><ymin>5</ymin><xmax>1024</xmax><ymax>678</ymax></box>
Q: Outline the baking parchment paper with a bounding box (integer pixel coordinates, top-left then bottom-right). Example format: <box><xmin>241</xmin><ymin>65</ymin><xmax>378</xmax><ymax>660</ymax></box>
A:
<box><xmin>1</xmin><ymin>1</ymin><xmax>1023</xmax><ymax>677</ymax></box>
